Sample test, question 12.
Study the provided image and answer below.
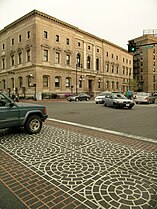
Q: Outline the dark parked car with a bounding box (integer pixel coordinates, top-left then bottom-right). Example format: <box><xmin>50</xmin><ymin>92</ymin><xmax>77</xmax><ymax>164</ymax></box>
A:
<box><xmin>0</xmin><ymin>92</ymin><xmax>48</xmax><ymax>134</ymax></box>
<box><xmin>104</xmin><ymin>92</ymin><xmax>135</xmax><ymax>109</ymax></box>
<box><xmin>67</xmin><ymin>93</ymin><xmax>90</xmax><ymax>102</ymax></box>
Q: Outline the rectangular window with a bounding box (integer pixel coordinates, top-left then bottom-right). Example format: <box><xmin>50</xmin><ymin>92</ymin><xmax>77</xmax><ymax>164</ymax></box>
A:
<box><xmin>123</xmin><ymin>66</ymin><xmax>125</xmax><ymax>75</ymax></box>
<box><xmin>66</xmin><ymin>38</ymin><xmax>69</xmax><ymax>45</ymax></box>
<box><xmin>44</xmin><ymin>31</ymin><xmax>48</xmax><ymax>39</ymax></box>
<box><xmin>55</xmin><ymin>52</ymin><xmax>60</xmax><ymax>63</ymax></box>
<box><xmin>27</xmin><ymin>50</ymin><xmax>30</xmax><ymax>62</ymax></box>
<box><xmin>44</xmin><ymin>50</ymin><xmax>48</xmax><ymax>62</ymax></box>
<box><xmin>116</xmin><ymin>82</ymin><xmax>119</xmax><ymax>90</ymax></box>
<box><xmin>56</xmin><ymin>35</ymin><xmax>59</xmax><ymax>42</ymax></box>
<box><xmin>78</xmin><ymin>42</ymin><xmax>80</xmax><ymax>47</ymax></box>
<box><xmin>27</xmin><ymin>31</ymin><xmax>30</xmax><ymax>39</ymax></box>
<box><xmin>19</xmin><ymin>35</ymin><xmax>22</xmax><ymax>42</ymax></box>
<box><xmin>2</xmin><ymin>44</ymin><xmax>5</xmax><ymax>50</ymax></box>
<box><xmin>2</xmin><ymin>58</ymin><xmax>5</xmax><ymax>69</ymax></box>
<box><xmin>111</xmin><ymin>65</ymin><xmax>114</xmax><ymax>73</ymax></box>
<box><xmin>116</xmin><ymin>66</ymin><xmax>119</xmax><ymax>74</ymax></box>
<box><xmin>11</xmin><ymin>55</ymin><xmax>15</xmax><ymax>66</ymax></box>
<box><xmin>18</xmin><ymin>52</ymin><xmax>22</xmax><ymax>64</ymax></box>
<box><xmin>106</xmin><ymin>64</ymin><xmax>109</xmax><ymax>72</ymax></box>
<box><xmin>11</xmin><ymin>39</ymin><xmax>14</xmax><ymax>45</ymax></box>
<box><xmin>66</xmin><ymin>54</ymin><xmax>70</xmax><ymax>65</ymax></box>
<box><xmin>55</xmin><ymin>77</ymin><xmax>60</xmax><ymax>87</ymax></box>
<box><xmin>43</xmin><ymin>76</ymin><xmax>48</xmax><ymax>87</ymax></box>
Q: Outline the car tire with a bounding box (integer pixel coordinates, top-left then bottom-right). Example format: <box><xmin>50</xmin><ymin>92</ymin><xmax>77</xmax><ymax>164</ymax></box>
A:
<box><xmin>113</xmin><ymin>103</ymin><xmax>117</xmax><ymax>108</ymax></box>
<box><xmin>24</xmin><ymin>115</ymin><xmax>42</xmax><ymax>134</ymax></box>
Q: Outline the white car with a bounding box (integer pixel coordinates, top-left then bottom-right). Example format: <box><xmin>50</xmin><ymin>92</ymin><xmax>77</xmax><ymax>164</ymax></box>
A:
<box><xmin>104</xmin><ymin>92</ymin><xmax>135</xmax><ymax>109</ymax></box>
<box><xmin>95</xmin><ymin>92</ymin><xmax>110</xmax><ymax>104</ymax></box>
<box><xmin>133</xmin><ymin>92</ymin><xmax>155</xmax><ymax>104</ymax></box>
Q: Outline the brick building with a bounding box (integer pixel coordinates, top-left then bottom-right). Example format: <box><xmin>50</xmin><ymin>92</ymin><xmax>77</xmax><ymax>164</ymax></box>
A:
<box><xmin>0</xmin><ymin>10</ymin><xmax>133</xmax><ymax>99</ymax></box>
<box><xmin>129</xmin><ymin>33</ymin><xmax>157</xmax><ymax>92</ymax></box>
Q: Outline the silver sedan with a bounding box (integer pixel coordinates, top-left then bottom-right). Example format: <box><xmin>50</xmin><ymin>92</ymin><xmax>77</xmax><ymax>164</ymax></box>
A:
<box><xmin>104</xmin><ymin>92</ymin><xmax>135</xmax><ymax>109</ymax></box>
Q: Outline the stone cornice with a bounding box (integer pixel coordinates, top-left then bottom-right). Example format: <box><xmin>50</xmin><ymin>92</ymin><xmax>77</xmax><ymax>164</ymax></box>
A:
<box><xmin>0</xmin><ymin>10</ymin><xmax>128</xmax><ymax>53</ymax></box>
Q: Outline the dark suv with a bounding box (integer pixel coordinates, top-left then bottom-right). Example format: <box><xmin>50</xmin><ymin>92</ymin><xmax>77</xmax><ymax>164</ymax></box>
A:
<box><xmin>0</xmin><ymin>92</ymin><xmax>48</xmax><ymax>134</ymax></box>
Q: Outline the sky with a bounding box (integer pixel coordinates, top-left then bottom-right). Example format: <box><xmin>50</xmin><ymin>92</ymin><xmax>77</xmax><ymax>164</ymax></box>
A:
<box><xmin>0</xmin><ymin>0</ymin><xmax>157</xmax><ymax>49</ymax></box>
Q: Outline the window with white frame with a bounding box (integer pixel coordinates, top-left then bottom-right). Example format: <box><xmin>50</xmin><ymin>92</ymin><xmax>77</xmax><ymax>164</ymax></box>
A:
<box><xmin>43</xmin><ymin>75</ymin><xmax>49</xmax><ymax>87</ymax></box>
<box><xmin>66</xmin><ymin>77</ymin><xmax>70</xmax><ymax>87</ymax></box>
<box><xmin>55</xmin><ymin>52</ymin><xmax>60</xmax><ymax>64</ymax></box>
<box><xmin>55</xmin><ymin>77</ymin><xmax>60</xmax><ymax>87</ymax></box>
<box><xmin>44</xmin><ymin>49</ymin><xmax>48</xmax><ymax>62</ymax></box>
<box><xmin>66</xmin><ymin>54</ymin><xmax>70</xmax><ymax>65</ymax></box>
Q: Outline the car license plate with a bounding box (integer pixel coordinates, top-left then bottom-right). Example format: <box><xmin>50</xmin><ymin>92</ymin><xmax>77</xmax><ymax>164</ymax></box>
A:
<box><xmin>126</xmin><ymin>104</ymin><xmax>130</xmax><ymax>107</ymax></box>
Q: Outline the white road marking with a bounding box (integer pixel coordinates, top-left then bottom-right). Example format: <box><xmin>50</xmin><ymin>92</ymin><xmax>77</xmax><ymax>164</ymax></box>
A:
<box><xmin>48</xmin><ymin>118</ymin><xmax>157</xmax><ymax>144</ymax></box>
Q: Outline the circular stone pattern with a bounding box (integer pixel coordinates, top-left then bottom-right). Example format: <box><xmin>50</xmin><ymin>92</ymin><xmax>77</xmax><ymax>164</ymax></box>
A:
<box><xmin>91</xmin><ymin>170</ymin><xmax>157</xmax><ymax>208</ymax></box>
<box><xmin>42</xmin><ymin>155</ymin><xmax>106</xmax><ymax>188</ymax></box>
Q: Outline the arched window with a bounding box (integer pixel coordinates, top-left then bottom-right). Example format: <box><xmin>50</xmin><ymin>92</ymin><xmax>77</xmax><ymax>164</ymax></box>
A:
<box><xmin>55</xmin><ymin>77</ymin><xmax>60</xmax><ymax>88</ymax></box>
<box><xmin>43</xmin><ymin>75</ymin><xmax>49</xmax><ymax>87</ymax></box>
<box><xmin>87</xmin><ymin>56</ymin><xmax>91</xmax><ymax>69</ymax></box>
<box><xmin>66</xmin><ymin>77</ymin><xmax>70</xmax><ymax>88</ymax></box>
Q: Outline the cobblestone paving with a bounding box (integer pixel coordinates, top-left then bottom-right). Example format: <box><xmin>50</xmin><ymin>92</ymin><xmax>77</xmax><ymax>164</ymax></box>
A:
<box><xmin>0</xmin><ymin>125</ymin><xmax>157</xmax><ymax>209</ymax></box>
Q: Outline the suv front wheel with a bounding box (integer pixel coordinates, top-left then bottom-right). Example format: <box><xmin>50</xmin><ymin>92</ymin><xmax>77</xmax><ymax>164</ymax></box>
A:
<box><xmin>24</xmin><ymin>115</ymin><xmax>42</xmax><ymax>134</ymax></box>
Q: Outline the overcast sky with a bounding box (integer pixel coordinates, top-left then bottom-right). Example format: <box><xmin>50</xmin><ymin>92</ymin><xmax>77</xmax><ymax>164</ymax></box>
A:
<box><xmin>0</xmin><ymin>0</ymin><xmax>157</xmax><ymax>49</ymax></box>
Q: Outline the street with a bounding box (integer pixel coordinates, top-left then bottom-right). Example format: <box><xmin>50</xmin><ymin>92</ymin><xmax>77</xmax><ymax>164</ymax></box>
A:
<box><xmin>0</xmin><ymin>100</ymin><xmax>157</xmax><ymax>209</ymax></box>
<box><xmin>38</xmin><ymin>100</ymin><xmax>157</xmax><ymax>140</ymax></box>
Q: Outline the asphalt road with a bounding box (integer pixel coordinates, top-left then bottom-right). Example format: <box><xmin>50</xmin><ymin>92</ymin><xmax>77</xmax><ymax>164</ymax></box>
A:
<box><xmin>38</xmin><ymin>100</ymin><xmax>157</xmax><ymax>140</ymax></box>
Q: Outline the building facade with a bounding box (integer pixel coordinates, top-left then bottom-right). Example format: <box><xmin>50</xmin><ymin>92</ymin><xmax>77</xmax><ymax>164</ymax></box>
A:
<box><xmin>130</xmin><ymin>34</ymin><xmax>157</xmax><ymax>92</ymax></box>
<box><xmin>0</xmin><ymin>10</ymin><xmax>133</xmax><ymax>99</ymax></box>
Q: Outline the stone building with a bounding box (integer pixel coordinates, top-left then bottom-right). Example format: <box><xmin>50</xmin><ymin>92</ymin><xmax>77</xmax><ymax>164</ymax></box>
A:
<box><xmin>129</xmin><ymin>33</ymin><xmax>157</xmax><ymax>92</ymax></box>
<box><xmin>0</xmin><ymin>10</ymin><xmax>133</xmax><ymax>99</ymax></box>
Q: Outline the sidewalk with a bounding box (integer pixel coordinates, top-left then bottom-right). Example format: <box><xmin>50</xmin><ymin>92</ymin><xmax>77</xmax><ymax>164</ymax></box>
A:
<box><xmin>0</xmin><ymin>121</ymin><xmax>157</xmax><ymax>209</ymax></box>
